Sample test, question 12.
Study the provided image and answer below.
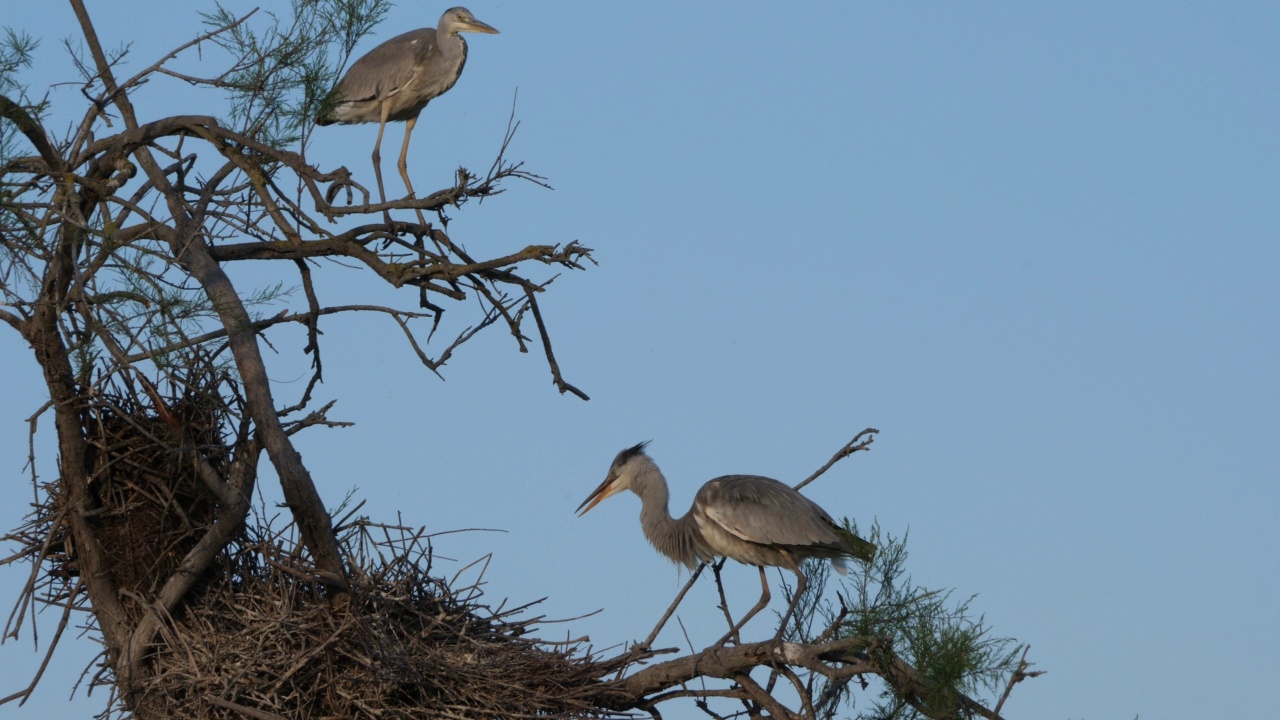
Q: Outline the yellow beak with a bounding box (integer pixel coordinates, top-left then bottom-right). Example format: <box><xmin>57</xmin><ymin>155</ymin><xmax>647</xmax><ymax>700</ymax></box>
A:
<box><xmin>462</xmin><ymin>18</ymin><xmax>499</xmax><ymax>34</ymax></box>
<box><xmin>576</xmin><ymin>473</ymin><xmax>622</xmax><ymax>516</ymax></box>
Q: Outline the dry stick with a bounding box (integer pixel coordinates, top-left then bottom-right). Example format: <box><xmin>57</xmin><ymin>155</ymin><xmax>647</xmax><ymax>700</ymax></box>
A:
<box><xmin>710</xmin><ymin>560</ymin><xmax>739</xmax><ymax>643</ymax></box>
<box><xmin>636</xmin><ymin>563</ymin><xmax>707</xmax><ymax>651</ymax></box>
<box><xmin>0</xmin><ymin>578</ymin><xmax>82</xmax><ymax>707</ymax></box>
<box><xmin>1</xmin><ymin>506</ymin><xmax>65</xmax><ymax>641</ymax></box>
<box><xmin>774</xmin><ymin>663</ymin><xmax>818</xmax><ymax>720</ymax></box>
<box><xmin>3</xmin><ymin>404</ymin><xmax>55</xmax><ymax>645</ymax></box>
<box><xmin>278</xmin><ymin>257</ymin><xmax>324</xmax><ymax>416</ymax></box>
<box><xmin>793</xmin><ymin>428</ymin><xmax>879</xmax><ymax>492</ymax></box>
<box><xmin>118</xmin><ymin>304</ymin><xmax>435</xmax><ymax>365</ymax></box>
<box><xmin>526</xmin><ymin>289</ymin><xmax>589</xmax><ymax>400</ymax></box>
<box><xmin>734</xmin><ymin>671</ymin><xmax>800</xmax><ymax>720</ymax></box>
<box><xmin>284</xmin><ymin>400</ymin><xmax>353</xmax><ymax>437</ymax></box>
<box><xmin>673</xmin><ymin>614</ymin><xmax>717</xmax><ymax>701</ymax></box>
<box><xmin>993</xmin><ymin>644</ymin><xmax>1042</xmax><ymax>717</ymax></box>
<box><xmin>207</xmin><ymin>696</ymin><xmax>288</xmax><ymax>720</ymax></box>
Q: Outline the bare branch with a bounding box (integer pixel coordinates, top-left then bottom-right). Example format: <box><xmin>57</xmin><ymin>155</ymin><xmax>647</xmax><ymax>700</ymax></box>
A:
<box><xmin>794</xmin><ymin>427</ymin><xmax>879</xmax><ymax>491</ymax></box>
<box><xmin>0</xmin><ymin>94</ymin><xmax>62</xmax><ymax>172</ymax></box>
<box><xmin>994</xmin><ymin>645</ymin><xmax>1044</xmax><ymax>716</ymax></box>
<box><xmin>636</xmin><ymin>563</ymin><xmax>707</xmax><ymax>651</ymax></box>
<box><xmin>527</xmin><ymin>288</ymin><xmax>589</xmax><ymax>400</ymax></box>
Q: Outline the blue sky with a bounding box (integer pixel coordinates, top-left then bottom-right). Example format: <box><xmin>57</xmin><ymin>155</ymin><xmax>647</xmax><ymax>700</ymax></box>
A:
<box><xmin>1</xmin><ymin>2</ymin><xmax>1277</xmax><ymax>718</ymax></box>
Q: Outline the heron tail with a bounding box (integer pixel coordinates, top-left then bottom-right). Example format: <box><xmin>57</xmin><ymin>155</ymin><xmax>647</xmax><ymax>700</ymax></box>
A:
<box><xmin>836</xmin><ymin>526</ymin><xmax>877</xmax><ymax>564</ymax></box>
<box><xmin>314</xmin><ymin>104</ymin><xmax>339</xmax><ymax>126</ymax></box>
<box><xmin>314</xmin><ymin>92</ymin><xmax>343</xmax><ymax>126</ymax></box>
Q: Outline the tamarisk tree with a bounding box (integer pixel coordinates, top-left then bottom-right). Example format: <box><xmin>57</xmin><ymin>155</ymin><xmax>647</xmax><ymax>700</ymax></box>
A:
<box><xmin>0</xmin><ymin>2</ymin><xmax>1038</xmax><ymax>717</ymax></box>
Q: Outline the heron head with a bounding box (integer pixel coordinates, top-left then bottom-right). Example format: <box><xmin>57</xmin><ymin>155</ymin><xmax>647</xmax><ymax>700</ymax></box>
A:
<box><xmin>576</xmin><ymin>441</ymin><xmax>651</xmax><ymax>516</ymax></box>
<box><xmin>441</xmin><ymin>7</ymin><xmax>500</xmax><ymax>35</ymax></box>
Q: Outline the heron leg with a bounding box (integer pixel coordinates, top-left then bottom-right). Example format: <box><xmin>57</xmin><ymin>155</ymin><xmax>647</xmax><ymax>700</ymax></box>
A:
<box><xmin>397</xmin><ymin>115</ymin><xmax>428</xmax><ymax>226</ymax></box>
<box><xmin>715</xmin><ymin>565</ymin><xmax>771</xmax><ymax>647</ymax></box>
<box><xmin>371</xmin><ymin>100</ymin><xmax>393</xmax><ymax>224</ymax></box>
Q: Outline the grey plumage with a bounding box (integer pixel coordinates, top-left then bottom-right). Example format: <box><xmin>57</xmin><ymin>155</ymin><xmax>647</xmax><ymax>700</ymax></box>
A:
<box><xmin>577</xmin><ymin>442</ymin><xmax>875</xmax><ymax>642</ymax></box>
<box><xmin>316</xmin><ymin>7</ymin><xmax>498</xmax><ymax>219</ymax></box>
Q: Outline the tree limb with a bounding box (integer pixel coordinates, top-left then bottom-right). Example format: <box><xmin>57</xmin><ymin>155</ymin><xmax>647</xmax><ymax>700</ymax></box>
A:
<box><xmin>794</xmin><ymin>428</ymin><xmax>879</xmax><ymax>491</ymax></box>
<box><xmin>0</xmin><ymin>95</ymin><xmax>63</xmax><ymax>172</ymax></box>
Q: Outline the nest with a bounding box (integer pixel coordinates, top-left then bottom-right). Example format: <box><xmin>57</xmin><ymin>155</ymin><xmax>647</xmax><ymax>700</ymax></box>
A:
<box><xmin>4</xmin><ymin>380</ymin><xmax>231</xmax><ymax>631</ymax></box>
<box><xmin>9</xmin><ymin>377</ymin><xmax>626</xmax><ymax>718</ymax></box>
<box><xmin>3</xmin><ymin>368</ymin><xmax>629</xmax><ymax>712</ymax></box>
<box><xmin>81</xmin><ymin>386</ymin><xmax>227</xmax><ymax>604</ymax></box>
<box><xmin>127</xmin><ymin>523</ymin><xmax>622</xmax><ymax>719</ymax></box>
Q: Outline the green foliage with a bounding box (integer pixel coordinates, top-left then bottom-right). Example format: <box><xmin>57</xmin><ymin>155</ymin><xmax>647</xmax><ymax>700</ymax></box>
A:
<box><xmin>1</xmin><ymin>29</ymin><xmax>41</xmax><ymax>172</ymax></box>
<box><xmin>0</xmin><ymin>29</ymin><xmax>45</xmax><ymax>299</ymax></box>
<box><xmin>796</xmin><ymin>522</ymin><xmax>1023</xmax><ymax>720</ymax></box>
<box><xmin>198</xmin><ymin>0</ymin><xmax>390</xmax><ymax>146</ymax></box>
<box><xmin>0</xmin><ymin>28</ymin><xmax>39</xmax><ymax>105</ymax></box>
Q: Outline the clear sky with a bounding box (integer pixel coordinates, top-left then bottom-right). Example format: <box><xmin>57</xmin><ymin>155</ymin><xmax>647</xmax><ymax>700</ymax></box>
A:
<box><xmin>2</xmin><ymin>2</ymin><xmax>1277</xmax><ymax>718</ymax></box>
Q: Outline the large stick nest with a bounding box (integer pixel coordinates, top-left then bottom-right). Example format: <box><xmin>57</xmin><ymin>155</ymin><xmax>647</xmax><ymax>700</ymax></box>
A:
<box><xmin>8</xmin><ymin>380</ymin><xmax>625</xmax><ymax>718</ymax></box>
<box><xmin>128</xmin><ymin>522</ymin><xmax>623</xmax><ymax>719</ymax></box>
<box><xmin>82</xmin><ymin>386</ymin><xmax>227</xmax><ymax>605</ymax></box>
<box><xmin>6</xmin><ymin>380</ymin><xmax>230</xmax><ymax>628</ymax></box>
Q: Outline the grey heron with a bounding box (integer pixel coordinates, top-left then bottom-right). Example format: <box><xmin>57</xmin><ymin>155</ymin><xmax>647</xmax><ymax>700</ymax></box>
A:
<box><xmin>317</xmin><ymin>6</ymin><xmax>499</xmax><ymax>220</ymax></box>
<box><xmin>577</xmin><ymin>442</ymin><xmax>876</xmax><ymax>643</ymax></box>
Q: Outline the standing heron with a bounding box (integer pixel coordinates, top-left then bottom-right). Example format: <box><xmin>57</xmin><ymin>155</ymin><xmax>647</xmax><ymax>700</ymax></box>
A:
<box><xmin>577</xmin><ymin>442</ymin><xmax>876</xmax><ymax>644</ymax></box>
<box><xmin>317</xmin><ymin>7</ymin><xmax>499</xmax><ymax>220</ymax></box>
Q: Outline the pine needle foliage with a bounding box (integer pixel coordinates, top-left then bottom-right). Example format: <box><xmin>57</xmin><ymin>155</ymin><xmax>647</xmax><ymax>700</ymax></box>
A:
<box><xmin>198</xmin><ymin>0</ymin><xmax>390</xmax><ymax>146</ymax></box>
<box><xmin>802</xmin><ymin>522</ymin><xmax>1024</xmax><ymax>720</ymax></box>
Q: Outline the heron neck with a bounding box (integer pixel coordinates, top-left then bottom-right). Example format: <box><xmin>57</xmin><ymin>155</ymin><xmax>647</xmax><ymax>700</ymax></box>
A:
<box><xmin>437</xmin><ymin>25</ymin><xmax>467</xmax><ymax>64</ymax></box>
<box><xmin>633</xmin><ymin>462</ymin><xmax>703</xmax><ymax>569</ymax></box>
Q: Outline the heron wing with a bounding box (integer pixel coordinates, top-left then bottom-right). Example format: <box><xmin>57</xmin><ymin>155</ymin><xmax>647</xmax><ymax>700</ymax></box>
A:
<box><xmin>694</xmin><ymin>475</ymin><xmax>842</xmax><ymax>549</ymax></box>
<box><xmin>333</xmin><ymin>28</ymin><xmax>438</xmax><ymax>103</ymax></box>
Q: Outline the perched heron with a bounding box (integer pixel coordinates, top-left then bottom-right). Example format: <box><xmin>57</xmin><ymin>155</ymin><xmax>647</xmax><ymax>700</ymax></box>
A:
<box><xmin>317</xmin><ymin>6</ymin><xmax>499</xmax><ymax>219</ymax></box>
<box><xmin>577</xmin><ymin>442</ymin><xmax>876</xmax><ymax>643</ymax></box>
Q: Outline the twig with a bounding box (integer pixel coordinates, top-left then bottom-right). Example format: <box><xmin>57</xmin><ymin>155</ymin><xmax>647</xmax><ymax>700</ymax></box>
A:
<box><xmin>636</xmin><ymin>563</ymin><xmax>707</xmax><ymax>651</ymax></box>
<box><xmin>793</xmin><ymin>428</ymin><xmax>879</xmax><ymax>491</ymax></box>
<box><xmin>0</xmin><ymin>578</ymin><xmax>82</xmax><ymax>707</ymax></box>
<box><xmin>734</xmin><ymin>671</ymin><xmax>800</xmax><ymax>720</ymax></box>
<box><xmin>711</xmin><ymin>559</ymin><xmax>739</xmax><ymax>643</ymax></box>
<box><xmin>526</xmin><ymin>288</ymin><xmax>589</xmax><ymax>400</ymax></box>
<box><xmin>208</xmin><ymin>696</ymin><xmax>288</xmax><ymax>720</ymax></box>
<box><xmin>993</xmin><ymin>644</ymin><xmax>1042</xmax><ymax>716</ymax></box>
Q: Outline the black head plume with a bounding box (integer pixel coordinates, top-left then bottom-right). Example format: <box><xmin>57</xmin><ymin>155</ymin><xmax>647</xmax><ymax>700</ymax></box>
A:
<box><xmin>611</xmin><ymin>441</ymin><xmax>651</xmax><ymax>470</ymax></box>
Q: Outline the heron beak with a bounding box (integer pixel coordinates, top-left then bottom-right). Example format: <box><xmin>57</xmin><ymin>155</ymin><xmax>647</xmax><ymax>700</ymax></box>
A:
<box><xmin>462</xmin><ymin>18</ymin><xmax>499</xmax><ymax>34</ymax></box>
<box><xmin>576</xmin><ymin>473</ymin><xmax>621</xmax><ymax>516</ymax></box>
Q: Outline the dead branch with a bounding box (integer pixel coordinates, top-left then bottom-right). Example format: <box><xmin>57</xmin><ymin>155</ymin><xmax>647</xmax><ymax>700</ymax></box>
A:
<box><xmin>794</xmin><ymin>427</ymin><xmax>879</xmax><ymax>491</ymax></box>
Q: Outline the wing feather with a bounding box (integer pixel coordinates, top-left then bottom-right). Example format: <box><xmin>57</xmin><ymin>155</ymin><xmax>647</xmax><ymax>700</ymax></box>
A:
<box><xmin>694</xmin><ymin>475</ymin><xmax>842</xmax><ymax>549</ymax></box>
<box><xmin>334</xmin><ymin>29</ymin><xmax>438</xmax><ymax>103</ymax></box>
